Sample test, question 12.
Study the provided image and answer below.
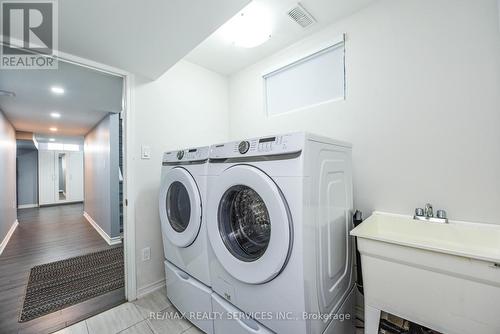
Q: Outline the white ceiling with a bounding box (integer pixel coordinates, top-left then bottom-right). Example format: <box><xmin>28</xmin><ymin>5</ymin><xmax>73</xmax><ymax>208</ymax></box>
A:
<box><xmin>0</xmin><ymin>61</ymin><xmax>123</xmax><ymax>136</ymax></box>
<box><xmin>58</xmin><ymin>0</ymin><xmax>250</xmax><ymax>79</ymax></box>
<box><xmin>185</xmin><ymin>0</ymin><xmax>376</xmax><ymax>75</ymax></box>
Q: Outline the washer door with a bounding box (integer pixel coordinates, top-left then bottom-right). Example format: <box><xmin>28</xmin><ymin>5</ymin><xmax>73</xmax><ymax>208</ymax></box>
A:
<box><xmin>159</xmin><ymin>167</ymin><xmax>202</xmax><ymax>248</ymax></box>
<box><xmin>207</xmin><ymin>165</ymin><xmax>292</xmax><ymax>284</ymax></box>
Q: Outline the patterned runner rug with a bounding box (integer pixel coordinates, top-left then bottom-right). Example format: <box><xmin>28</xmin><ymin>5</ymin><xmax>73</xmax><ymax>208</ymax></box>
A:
<box><xmin>19</xmin><ymin>246</ymin><xmax>124</xmax><ymax>322</ymax></box>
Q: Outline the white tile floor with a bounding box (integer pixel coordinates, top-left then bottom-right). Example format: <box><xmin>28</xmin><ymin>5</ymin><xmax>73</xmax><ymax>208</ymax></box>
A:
<box><xmin>54</xmin><ymin>288</ymin><xmax>202</xmax><ymax>334</ymax></box>
<box><xmin>56</xmin><ymin>287</ymin><xmax>366</xmax><ymax>334</ymax></box>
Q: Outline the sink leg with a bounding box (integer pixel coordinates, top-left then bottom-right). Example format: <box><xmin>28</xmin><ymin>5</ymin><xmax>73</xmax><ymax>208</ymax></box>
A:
<box><xmin>364</xmin><ymin>305</ymin><xmax>381</xmax><ymax>334</ymax></box>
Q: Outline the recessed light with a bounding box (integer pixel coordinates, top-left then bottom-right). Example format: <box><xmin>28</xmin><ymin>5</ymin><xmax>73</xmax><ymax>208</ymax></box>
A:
<box><xmin>49</xmin><ymin>127</ymin><xmax>58</xmax><ymax>132</ymax></box>
<box><xmin>50</xmin><ymin>86</ymin><xmax>65</xmax><ymax>95</ymax></box>
<box><xmin>49</xmin><ymin>138</ymin><xmax>55</xmax><ymax>142</ymax></box>
<box><xmin>219</xmin><ymin>2</ymin><xmax>272</xmax><ymax>48</ymax></box>
<box><xmin>50</xmin><ymin>112</ymin><xmax>61</xmax><ymax>118</ymax></box>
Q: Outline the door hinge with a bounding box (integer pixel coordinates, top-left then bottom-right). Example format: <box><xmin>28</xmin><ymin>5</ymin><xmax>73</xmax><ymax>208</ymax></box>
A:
<box><xmin>125</xmin><ymin>199</ymin><xmax>128</xmax><ymax>206</ymax></box>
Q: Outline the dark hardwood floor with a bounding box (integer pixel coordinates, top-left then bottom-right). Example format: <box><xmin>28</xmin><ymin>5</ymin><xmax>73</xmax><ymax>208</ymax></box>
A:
<box><xmin>0</xmin><ymin>204</ymin><xmax>125</xmax><ymax>334</ymax></box>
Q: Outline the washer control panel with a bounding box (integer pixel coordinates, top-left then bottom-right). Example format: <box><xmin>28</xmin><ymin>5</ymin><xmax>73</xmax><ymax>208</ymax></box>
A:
<box><xmin>210</xmin><ymin>133</ymin><xmax>304</xmax><ymax>159</ymax></box>
<box><xmin>163</xmin><ymin>146</ymin><xmax>209</xmax><ymax>163</ymax></box>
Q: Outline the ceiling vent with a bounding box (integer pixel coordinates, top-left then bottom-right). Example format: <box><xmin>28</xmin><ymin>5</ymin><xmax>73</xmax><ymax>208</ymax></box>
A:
<box><xmin>287</xmin><ymin>3</ymin><xmax>316</xmax><ymax>28</ymax></box>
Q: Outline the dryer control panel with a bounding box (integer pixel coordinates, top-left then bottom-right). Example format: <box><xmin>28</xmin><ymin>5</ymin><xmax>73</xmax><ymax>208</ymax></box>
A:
<box><xmin>210</xmin><ymin>133</ymin><xmax>305</xmax><ymax>159</ymax></box>
<box><xmin>163</xmin><ymin>146</ymin><xmax>209</xmax><ymax>163</ymax></box>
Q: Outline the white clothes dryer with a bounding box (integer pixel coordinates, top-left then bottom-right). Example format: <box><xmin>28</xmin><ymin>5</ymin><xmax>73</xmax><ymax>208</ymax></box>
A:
<box><xmin>206</xmin><ymin>133</ymin><xmax>356</xmax><ymax>334</ymax></box>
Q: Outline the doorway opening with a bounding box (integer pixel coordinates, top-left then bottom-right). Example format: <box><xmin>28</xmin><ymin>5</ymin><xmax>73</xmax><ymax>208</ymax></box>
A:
<box><xmin>58</xmin><ymin>153</ymin><xmax>66</xmax><ymax>200</ymax></box>
<box><xmin>0</xmin><ymin>57</ymin><xmax>131</xmax><ymax>333</ymax></box>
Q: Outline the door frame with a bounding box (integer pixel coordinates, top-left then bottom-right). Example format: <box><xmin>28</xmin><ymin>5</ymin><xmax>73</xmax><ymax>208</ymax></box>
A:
<box><xmin>53</xmin><ymin>51</ymin><xmax>138</xmax><ymax>301</ymax></box>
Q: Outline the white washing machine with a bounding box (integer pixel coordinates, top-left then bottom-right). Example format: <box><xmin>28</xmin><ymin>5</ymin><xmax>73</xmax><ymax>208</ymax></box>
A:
<box><xmin>206</xmin><ymin>133</ymin><xmax>356</xmax><ymax>334</ymax></box>
<box><xmin>159</xmin><ymin>146</ymin><xmax>213</xmax><ymax>334</ymax></box>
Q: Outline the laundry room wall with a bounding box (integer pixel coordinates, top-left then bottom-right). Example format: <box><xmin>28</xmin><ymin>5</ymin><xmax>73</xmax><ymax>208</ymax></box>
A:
<box><xmin>227</xmin><ymin>0</ymin><xmax>500</xmax><ymax>224</ymax></box>
<box><xmin>133</xmin><ymin>60</ymin><xmax>229</xmax><ymax>294</ymax></box>
<box><xmin>0</xmin><ymin>110</ymin><xmax>17</xmax><ymax>248</ymax></box>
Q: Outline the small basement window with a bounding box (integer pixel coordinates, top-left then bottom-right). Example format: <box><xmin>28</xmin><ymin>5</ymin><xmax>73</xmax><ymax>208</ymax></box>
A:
<box><xmin>263</xmin><ymin>35</ymin><xmax>345</xmax><ymax>116</ymax></box>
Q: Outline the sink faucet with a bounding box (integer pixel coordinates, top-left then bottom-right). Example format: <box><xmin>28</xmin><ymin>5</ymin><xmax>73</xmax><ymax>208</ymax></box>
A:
<box><xmin>414</xmin><ymin>203</ymin><xmax>448</xmax><ymax>223</ymax></box>
<box><xmin>424</xmin><ymin>203</ymin><xmax>433</xmax><ymax>218</ymax></box>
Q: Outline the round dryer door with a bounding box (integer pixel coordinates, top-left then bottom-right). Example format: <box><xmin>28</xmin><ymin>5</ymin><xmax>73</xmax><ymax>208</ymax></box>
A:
<box><xmin>159</xmin><ymin>167</ymin><xmax>202</xmax><ymax>247</ymax></box>
<box><xmin>207</xmin><ymin>165</ymin><xmax>292</xmax><ymax>284</ymax></box>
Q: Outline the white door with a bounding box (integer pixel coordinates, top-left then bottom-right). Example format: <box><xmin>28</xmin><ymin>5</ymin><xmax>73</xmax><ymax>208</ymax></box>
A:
<box><xmin>67</xmin><ymin>151</ymin><xmax>84</xmax><ymax>202</ymax></box>
<box><xmin>158</xmin><ymin>167</ymin><xmax>202</xmax><ymax>248</ymax></box>
<box><xmin>207</xmin><ymin>164</ymin><xmax>292</xmax><ymax>284</ymax></box>
<box><xmin>38</xmin><ymin>150</ymin><xmax>55</xmax><ymax>205</ymax></box>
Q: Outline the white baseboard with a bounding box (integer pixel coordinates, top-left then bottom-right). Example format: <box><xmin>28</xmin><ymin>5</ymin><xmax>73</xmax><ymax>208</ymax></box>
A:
<box><xmin>17</xmin><ymin>204</ymin><xmax>38</xmax><ymax>209</ymax></box>
<box><xmin>83</xmin><ymin>211</ymin><xmax>122</xmax><ymax>246</ymax></box>
<box><xmin>137</xmin><ymin>278</ymin><xmax>166</xmax><ymax>299</ymax></box>
<box><xmin>0</xmin><ymin>220</ymin><xmax>18</xmax><ymax>256</ymax></box>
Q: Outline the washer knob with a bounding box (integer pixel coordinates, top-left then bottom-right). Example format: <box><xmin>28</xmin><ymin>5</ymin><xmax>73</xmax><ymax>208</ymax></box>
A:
<box><xmin>176</xmin><ymin>151</ymin><xmax>184</xmax><ymax>160</ymax></box>
<box><xmin>238</xmin><ymin>141</ymin><xmax>250</xmax><ymax>154</ymax></box>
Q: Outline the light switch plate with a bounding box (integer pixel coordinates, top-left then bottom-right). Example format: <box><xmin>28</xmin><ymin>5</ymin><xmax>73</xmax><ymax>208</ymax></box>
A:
<box><xmin>142</xmin><ymin>247</ymin><xmax>151</xmax><ymax>261</ymax></box>
<box><xmin>141</xmin><ymin>145</ymin><xmax>151</xmax><ymax>160</ymax></box>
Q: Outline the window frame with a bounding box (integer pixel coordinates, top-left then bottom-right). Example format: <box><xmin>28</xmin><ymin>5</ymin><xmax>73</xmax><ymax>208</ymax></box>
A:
<box><xmin>262</xmin><ymin>33</ymin><xmax>346</xmax><ymax>117</ymax></box>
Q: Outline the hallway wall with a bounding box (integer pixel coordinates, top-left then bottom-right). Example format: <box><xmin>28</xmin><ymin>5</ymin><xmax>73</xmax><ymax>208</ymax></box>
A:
<box><xmin>84</xmin><ymin>113</ymin><xmax>121</xmax><ymax>240</ymax></box>
<box><xmin>0</xmin><ymin>110</ymin><xmax>17</xmax><ymax>245</ymax></box>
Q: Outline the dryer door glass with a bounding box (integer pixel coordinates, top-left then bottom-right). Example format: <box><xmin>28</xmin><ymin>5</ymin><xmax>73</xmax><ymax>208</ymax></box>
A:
<box><xmin>166</xmin><ymin>181</ymin><xmax>191</xmax><ymax>232</ymax></box>
<box><xmin>218</xmin><ymin>185</ymin><xmax>271</xmax><ymax>262</ymax></box>
<box><xmin>159</xmin><ymin>167</ymin><xmax>202</xmax><ymax>248</ymax></box>
<box><xmin>206</xmin><ymin>164</ymin><xmax>291</xmax><ymax>284</ymax></box>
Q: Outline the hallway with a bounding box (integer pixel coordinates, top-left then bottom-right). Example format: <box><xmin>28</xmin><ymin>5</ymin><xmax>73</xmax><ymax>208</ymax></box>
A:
<box><xmin>0</xmin><ymin>204</ymin><xmax>125</xmax><ymax>334</ymax></box>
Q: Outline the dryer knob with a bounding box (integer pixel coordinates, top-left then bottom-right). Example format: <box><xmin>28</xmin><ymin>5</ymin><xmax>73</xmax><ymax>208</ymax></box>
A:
<box><xmin>238</xmin><ymin>141</ymin><xmax>250</xmax><ymax>154</ymax></box>
<box><xmin>176</xmin><ymin>151</ymin><xmax>184</xmax><ymax>160</ymax></box>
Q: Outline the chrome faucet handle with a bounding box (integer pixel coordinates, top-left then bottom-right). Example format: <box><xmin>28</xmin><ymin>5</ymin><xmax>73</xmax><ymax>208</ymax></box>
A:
<box><xmin>424</xmin><ymin>203</ymin><xmax>433</xmax><ymax>218</ymax></box>
<box><xmin>414</xmin><ymin>204</ymin><xmax>447</xmax><ymax>223</ymax></box>
<box><xmin>436</xmin><ymin>210</ymin><xmax>447</xmax><ymax>219</ymax></box>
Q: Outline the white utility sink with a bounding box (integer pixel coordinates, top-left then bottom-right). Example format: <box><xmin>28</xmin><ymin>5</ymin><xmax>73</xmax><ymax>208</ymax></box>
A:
<box><xmin>351</xmin><ymin>212</ymin><xmax>500</xmax><ymax>334</ymax></box>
